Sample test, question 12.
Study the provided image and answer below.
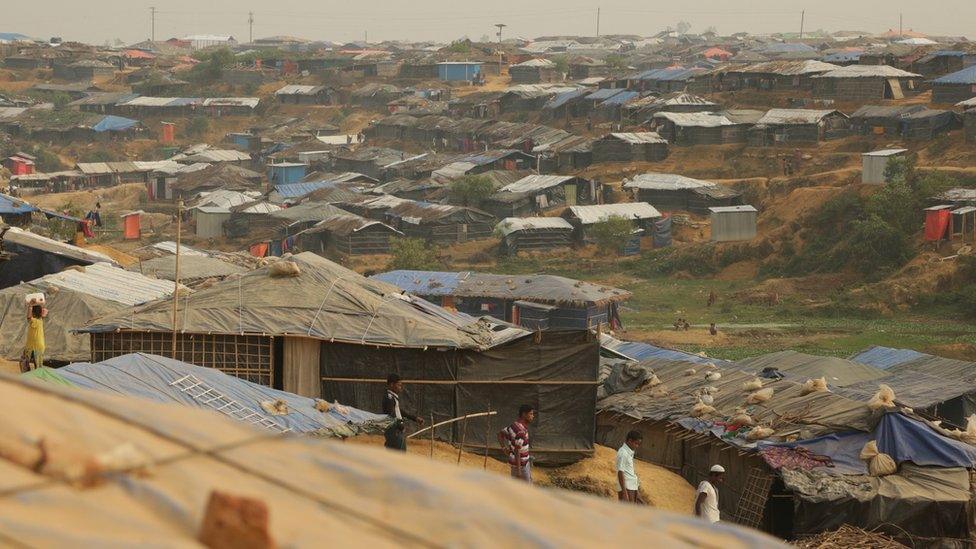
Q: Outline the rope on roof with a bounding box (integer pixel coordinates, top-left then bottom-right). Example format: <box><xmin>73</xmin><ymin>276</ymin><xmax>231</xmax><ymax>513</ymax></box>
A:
<box><xmin>361</xmin><ymin>295</ymin><xmax>406</xmax><ymax>345</ymax></box>
<box><xmin>307</xmin><ymin>275</ymin><xmax>353</xmax><ymax>337</ymax></box>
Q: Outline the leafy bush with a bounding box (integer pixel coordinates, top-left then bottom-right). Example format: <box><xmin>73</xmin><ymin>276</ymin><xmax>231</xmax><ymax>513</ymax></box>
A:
<box><xmin>389</xmin><ymin>238</ymin><xmax>440</xmax><ymax>271</ymax></box>
<box><xmin>589</xmin><ymin>216</ymin><xmax>634</xmax><ymax>256</ymax></box>
<box><xmin>447</xmin><ymin>175</ymin><xmax>494</xmax><ymax>207</ymax></box>
<box><xmin>187</xmin><ymin>116</ymin><xmax>210</xmax><ymax>138</ymax></box>
<box><xmin>187</xmin><ymin>48</ymin><xmax>234</xmax><ymax>83</ymax></box>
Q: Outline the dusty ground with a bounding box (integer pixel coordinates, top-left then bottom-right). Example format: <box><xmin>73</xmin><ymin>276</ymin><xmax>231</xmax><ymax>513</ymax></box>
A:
<box><xmin>345</xmin><ymin>435</ymin><xmax>695</xmax><ymax>514</ymax></box>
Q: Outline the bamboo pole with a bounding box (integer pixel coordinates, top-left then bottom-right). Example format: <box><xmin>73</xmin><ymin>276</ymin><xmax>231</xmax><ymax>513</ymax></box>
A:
<box><xmin>171</xmin><ymin>200</ymin><xmax>182</xmax><ymax>359</ymax></box>
<box><xmin>457</xmin><ymin>416</ymin><xmax>468</xmax><ymax>465</ymax></box>
<box><xmin>428</xmin><ymin>412</ymin><xmax>434</xmax><ymax>459</ymax></box>
<box><xmin>408</xmin><ymin>411</ymin><xmax>498</xmax><ymax>439</ymax></box>
<box><xmin>483</xmin><ymin>402</ymin><xmax>493</xmax><ymax>470</ymax></box>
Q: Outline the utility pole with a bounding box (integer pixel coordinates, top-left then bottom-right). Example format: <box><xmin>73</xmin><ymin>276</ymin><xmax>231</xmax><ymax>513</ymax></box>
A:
<box><xmin>150</xmin><ymin>6</ymin><xmax>156</xmax><ymax>42</ymax></box>
<box><xmin>248</xmin><ymin>11</ymin><xmax>254</xmax><ymax>44</ymax></box>
<box><xmin>494</xmin><ymin>23</ymin><xmax>506</xmax><ymax>43</ymax></box>
<box><xmin>596</xmin><ymin>7</ymin><xmax>601</xmax><ymax>37</ymax></box>
<box><xmin>799</xmin><ymin>10</ymin><xmax>805</xmax><ymax>39</ymax></box>
<box><xmin>172</xmin><ymin>199</ymin><xmax>182</xmax><ymax>359</ymax></box>
<box><xmin>364</xmin><ymin>30</ymin><xmax>368</xmax><ymax>44</ymax></box>
<box><xmin>899</xmin><ymin>13</ymin><xmax>903</xmax><ymax>38</ymax></box>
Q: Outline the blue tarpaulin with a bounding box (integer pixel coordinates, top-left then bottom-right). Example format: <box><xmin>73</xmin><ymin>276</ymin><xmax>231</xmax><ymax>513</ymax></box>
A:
<box><xmin>91</xmin><ymin>115</ymin><xmax>139</xmax><ymax>133</ymax></box>
<box><xmin>653</xmin><ymin>216</ymin><xmax>672</xmax><ymax>248</ymax></box>
<box><xmin>57</xmin><ymin>353</ymin><xmax>386</xmax><ymax>435</ymax></box>
<box><xmin>850</xmin><ymin>346</ymin><xmax>929</xmax><ymax>370</ymax></box>
<box><xmin>0</xmin><ymin>194</ymin><xmax>37</xmax><ymax>215</ymax></box>
<box><xmin>544</xmin><ymin>89</ymin><xmax>589</xmax><ymax>110</ymax></box>
<box><xmin>760</xmin><ymin>413</ymin><xmax>976</xmax><ymax>475</ymax></box>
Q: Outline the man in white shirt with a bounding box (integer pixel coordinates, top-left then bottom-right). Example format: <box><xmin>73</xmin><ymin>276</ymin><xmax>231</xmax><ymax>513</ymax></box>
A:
<box><xmin>695</xmin><ymin>465</ymin><xmax>724</xmax><ymax>523</ymax></box>
<box><xmin>615</xmin><ymin>430</ymin><xmax>644</xmax><ymax>503</ymax></box>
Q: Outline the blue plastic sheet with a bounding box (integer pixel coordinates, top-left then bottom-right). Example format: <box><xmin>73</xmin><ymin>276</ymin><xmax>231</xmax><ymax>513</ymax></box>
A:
<box><xmin>91</xmin><ymin>115</ymin><xmax>138</xmax><ymax>133</ymax></box>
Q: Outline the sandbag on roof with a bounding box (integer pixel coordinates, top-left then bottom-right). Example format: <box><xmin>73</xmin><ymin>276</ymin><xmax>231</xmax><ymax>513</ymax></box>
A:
<box><xmin>55</xmin><ymin>353</ymin><xmax>385</xmax><ymax>437</ymax></box>
<box><xmin>82</xmin><ymin>252</ymin><xmax>500</xmax><ymax>350</ymax></box>
<box><xmin>0</xmin><ymin>374</ymin><xmax>785</xmax><ymax>547</ymax></box>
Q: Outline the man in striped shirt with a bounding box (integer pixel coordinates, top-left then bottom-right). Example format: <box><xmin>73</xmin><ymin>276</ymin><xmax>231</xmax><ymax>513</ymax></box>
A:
<box><xmin>498</xmin><ymin>404</ymin><xmax>536</xmax><ymax>482</ymax></box>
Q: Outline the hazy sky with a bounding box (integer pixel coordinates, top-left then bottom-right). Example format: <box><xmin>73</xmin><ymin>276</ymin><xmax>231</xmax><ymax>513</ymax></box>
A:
<box><xmin>5</xmin><ymin>0</ymin><xmax>974</xmax><ymax>45</ymax></box>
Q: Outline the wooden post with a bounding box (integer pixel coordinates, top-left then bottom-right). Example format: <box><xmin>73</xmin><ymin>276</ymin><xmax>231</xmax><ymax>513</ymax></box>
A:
<box><xmin>457</xmin><ymin>416</ymin><xmax>468</xmax><ymax>465</ymax></box>
<box><xmin>171</xmin><ymin>200</ymin><xmax>182</xmax><ymax>359</ymax></box>
<box><xmin>483</xmin><ymin>403</ymin><xmax>493</xmax><ymax>470</ymax></box>
<box><xmin>429</xmin><ymin>412</ymin><xmax>435</xmax><ymax>459</ymax></box>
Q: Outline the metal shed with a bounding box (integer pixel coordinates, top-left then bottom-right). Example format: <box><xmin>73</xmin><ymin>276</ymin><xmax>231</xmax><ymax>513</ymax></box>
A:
<box><xmin>861</xmin><ymin>149</ymin><xmax>907</xmax><ymax>185</ymax></box>
<box><xmin>194</xmin><ymin>206</ymin><xmax>231</xmax><ymax>239</ymax></box>
<box><xmin>709</xmin><ymin>205</ymin><xmax>757</xmax><ymax>242</ymax></box>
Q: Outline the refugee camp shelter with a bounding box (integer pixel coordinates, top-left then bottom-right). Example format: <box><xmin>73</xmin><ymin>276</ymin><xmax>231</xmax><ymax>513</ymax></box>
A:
<box><xmin>0</xmin><ymin>263</ymin><xmax>178</xmax><ymax>363</ymax></box>
<box><xmin>562</xmin><ymin>202</ymin><xmax>663</xmax><ymax>244</ymax></box>
<box><xmin>293</xmin><ymin>214</ymin><xmax>402</xmax><ymax>255</ymax></box>
<box><xmin>0</xmin><ymin>374</ymin><xmax>780</xmax><ymax>546</ymax></box>
<box><xmin>82</xmin><ymin>253</ymin><xmax>600</xmax><ymax>464</ymax></box>
<box><xmin>268</xmin><ymin>162</ymin><xmax>308</xmax><ymax>186</ymax></box>
<box><xmin>383</xmin><ymin>199</ymin><xmax>496</xmax><ymax>244</ymax></box>
<box><xmin>811</xmin><ymin>65</ymin><xmax>921</xmax><ymax>101</ymax></box>
<box><xmin>0</xmin><ymin>227</ymin><xmax>119</xmax><ymax>290</ymax></box>
<box><xmin>623</xmin><ymin>173</ymin><xmax>743</xmax><ymax>214</ymax></box>
<box><xmin>274</xmin><ymin>85</ymin><xmax>335</xmax><ymax>105</ymax></box>
<box><xmin>509</xmin><ymin>59</ymin><xmax>559</xmax><ymax>83</ymax></box>
<box><xmin>861</xmin><ymin>149</ymin><xmax>907</xmax><ymax>184</ymax></box>
<box><xmin>718</xmin><ymin>60</ymin><xmax>840</xmax><ymax>91</ymax></box>
<box><xmin>372</xmin><ymin>270</ymin><xmax>630</xmax><ymax>330</ymax></box>
<box><xmin>436</xmin><ymin>62</ymin><xmax>482</xmax><ymax>82</ymax></box>
<box><xmin>849</xmin><ymin>105</ymin><xmax>926</xmax><ymax>136</ymax></box>
<box><xmin>650</xmin><ymin>112</ymin><xmax>750</xmax><ymax>145</ymax></box>
<box><xmin>752</xmin><ymin>109</ymin><xmax>850</xmax><ymax>145</ymax></box>
<box><xmin>596</xmin><ymin>357</ymin><xmax>976</xmax><ymax>545</ymax></box>
<box><xmin>931</xmin><ymin>66</ymin><xmax>976</xmax><ymax>104</ymax></box>
<box><xmin>483</xmin><ymin>175</ymin><xmax>597</xmax><ymax>217</ymax></box>
<box><xmin>41</xmin><ymin>353</ymin><xmax>385</xmax><ymax>437</ymax></box>
<box><xmin>193</xmin><ymin>206</ymin><xmax>231</xmax><ymax>239</ymax></box>
<box><xmin>709</xmin><ymin>205</ymin><xmax>757</xmax><ymax>242</ymax></box>
<box><xmin>495</xmin><ymin>216</ymin><xmax>575</xmax><ymax>255</ymax></box>
<box><xmin>591</xmin><ymin>132</ymin><xmax>669</xmax><ymax>163</ymax></box>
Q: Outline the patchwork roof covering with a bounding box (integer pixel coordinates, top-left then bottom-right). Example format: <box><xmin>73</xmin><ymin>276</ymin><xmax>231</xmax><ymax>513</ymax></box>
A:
<box><xmin>757</xmin><ymin>109</ymin><xmax>843</xmax><ymax>125</ymax></box>
<box><xmin>299</xmin><ymin>213</ymin><xmax>401</xmax><ymax>237</ymax></box>
<box><xmin>851</xmin><ymin>105</ymin><xmax>925</xmax><ymax>118</ymax></box>
<box><xmin>731</xmin><ymin>60</ymin><xmax>839</xmax><ymax>76</ymax></box>
<box><xmin>567</xmin><ymin>202</ymin><xmax>663</xmax><ymax>224</ymax></box>
<box><xmin>812</xmin><ymin>65</ymin><xmax>921</xmax><ymax>78</ymax></box>
<box><xmin>49</xmin><ymin>353</ymin><xmax>385</xmax><ymax>436</ymax></box>
<box><xmin>0</xmin><ymin>373</ymin><xmax>780</xmax><ymax>547</ymax></box>
<box><xmin>495</xmin><ymin>216</ymin><xmax>574</xmax><ymax>236</ymax></box>
<box><xmin>598</xmin><ymin>90</ymin><xmax>639</xmax><ymax>106</ymax></box>
<box><xmin>498</xmin><ymin>174</ymin><xmax>577</xmax><ymax>194</ymax></box>
<box><xmin>623</xmin><ymin>173</ymin><xmax>715</xmax><ymax>190</ymax></box>
<box><xmin>735</xmin><ymin>350</ymin><xmax>888</xmax><ymax>388</ymax></box>
<box><xmin>83</xmin><ymin>252</ymin><xmax>504</xmax><ymax>350</ymax></box>
<box><xmin>133</xmin><ymin>255</ymin><xmax>248</xmax><ymax>281</ymax></box>
<box><xmin>373</xmin><ymin>270</ymin><xmax>631</xmax><ymax>306</ymax></box>
<box><xmin>600</xmin><ymin>334</ymin><xmax>723</xmax><ymax>365</ymax></box>
<box><xmin>191</xmin><ymin>190</ymin><xmax>263</xmax><ymax>210</ymax></box>
<box><xmin>0</xmin><ymin>263</ymin><xmax>181</xmax><ymax>362</ymax></box>
<box><xmin>652</xmin><ymin>111</ymin><xmax>735</xmax><ymax>127</ymax></box>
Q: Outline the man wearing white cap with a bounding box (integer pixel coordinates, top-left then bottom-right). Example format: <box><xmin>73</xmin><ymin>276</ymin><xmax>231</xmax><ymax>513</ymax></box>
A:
<box><xmin>695</xmin><ymin>465</ymin><xmax>724</xmax><ymax>523</ymax></box>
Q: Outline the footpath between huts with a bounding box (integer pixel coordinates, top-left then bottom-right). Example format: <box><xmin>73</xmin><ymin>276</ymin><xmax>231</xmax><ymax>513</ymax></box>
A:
<box><xmin>346</xmin><ymin>435</ymin><xmax>695</xmax><ymax>514</ymax></box>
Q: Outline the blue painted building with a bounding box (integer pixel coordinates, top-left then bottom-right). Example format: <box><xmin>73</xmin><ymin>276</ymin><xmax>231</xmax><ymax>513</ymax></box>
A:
<box><xmin>267</xmin><ymin>162</ymin><xmax>307</xmax><ymax>186</ymax></box>
<box><xmin>436</xmin><ymin>62</ymin><xmax>482</xmax><ymax>82</ymax></box>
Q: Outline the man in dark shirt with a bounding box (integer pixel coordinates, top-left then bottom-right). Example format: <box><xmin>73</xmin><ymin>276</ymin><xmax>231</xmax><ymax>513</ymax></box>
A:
<box><xmin>382</xmin><ymin>373</ymin><xmax>424</xmax><ymax>451</ymax></box>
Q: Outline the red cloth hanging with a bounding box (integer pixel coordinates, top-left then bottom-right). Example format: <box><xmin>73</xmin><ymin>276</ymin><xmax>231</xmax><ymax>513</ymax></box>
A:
<box><xmin>924</xmin><ymin>209</ymin><xmax>951</xmax><ymax>241</ymax></box>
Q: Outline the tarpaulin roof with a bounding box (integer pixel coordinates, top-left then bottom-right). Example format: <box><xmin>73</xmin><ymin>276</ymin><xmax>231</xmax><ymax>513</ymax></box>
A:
<box><xmin>624</xmin><ymin>173</ymin><xmax>716</xmax><ymax>190</ymax></box>
<box><xmin>735</xmin><ymin>350</ymin><xmax>888</xmax><ymax>387</ymax></box>
<box><xmin>82</xmin><ymin>252</ymin><xmax>503</xmax><ymax>350</ymax></box>
<box><xmin>585</xmin><ymin>88</ymin><xmax>627</xmax><ymax>101</ymax></box>
<box><xmin>813</xmin><ymin>65</ymin><xmax>921</xmax><ymax>79</ymax></box>
<box><xmin>3</xmin><ymin>227</ymin><xmax>117</xmax><ymax>265</ymax></box>
<box><xmin>850</xmin><ymin>346</ymin><xmax>929</xmax><ymax>369</ymax></box>
<box><xmin>931</xmin><ymin>65</ymin><xmax>976</xmax><ymax>85</ymax></box>
<box><xmin>652</xmin><ymin>112</ymin><xmax>735</xmax><ymax>127</ymax></box>
<box><xmin>274</xmin><ymin>181</ymin><xmax>335</xmax><ymax>199</ymax></box>
<box><xmin>566</xmin><ymin>202</ymin><xmax>662</xmax><ymax>224</ymax></box>
<box><xmin>598</xmin><ymin>91</ymin><xmax>639</xmax><ymax>106</ymax></box>
<box><xmin>0</xmin><ymin>194</ymin><xmax>37</xmax><ymax>215</ymax></box>
<box><xmin>758</xmin><ymin>108</ymin><xmax>845</xmax><ymax>125</ymax></box>
<box><xmin>91</xmin><ymin>115</ymin><xmax>138</xmax><ymax>133</ymax></box>
<box><xmin>543</xmin><ymin>89</ymin><xmax>589</xmax><ymax>110</ymax></box>
<box><xmin>373</xmin><ymin>270</ymin><xmax>631</xmax><ymax>306</ymax></box>
<box><xmin>0</xmin><ymin>373</ymin><xmax>784</xmax><ymax>547</ymax></box>
<box><xmin>600</xmin><ymin>334</ymin><xmax>725</xmax><ymax>365</ymax></box>
<box><xmin>0</xmin><ymin>263</ymin><xmax>181</xmax><ymax>362</ymax></box>
<box><xmin>495</xmin><ymin>216</ymin><xmax>573</xmax><ymax>236</ymax></box>
<box><xmin>133</xmin><ymin>255</ymin><xmax>247</xmax><ymax>281</ymax></box>
<box><xmin>55</xmin><ymin>353</ymin><xmax>385</xmax><ymax>436</ymax></box>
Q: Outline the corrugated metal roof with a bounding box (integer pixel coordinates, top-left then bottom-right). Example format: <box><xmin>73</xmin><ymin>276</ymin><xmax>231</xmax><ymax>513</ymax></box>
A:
<box><xmin>733</xmin><ymin>60</ymin><xmax>839</xmax><ymax>76</ymax></box>
<box><xmin>850</xmin><ymin>346</ymin><xmax>930</xmax><ymax>370</ymax></box>
<box><xmin>757</xmin><ymin>108</ymin><xmax>841</xmax><ymax>125</ymax></box>
<box><xmin>623</xmin><ymin>173</ymin><xmax>714</xmax><ymax>190</ymax></box>
<box><xmin>513</xmin><ymin>58</ymin><xmax>556</xmax><ymax>68</ymax></box>
<box><xmin>42</xmin><ymin>262</ymin><xmax>181</xmax><ymax>306</ymax></box>
<box><xmin>202</xmin><ymin>97</ymin><xmax>260</xmax><ymax>109</ymax></box>
<box><xmin>192</xmin><ymin>189</ymin><xmax>262</xmax><ymax>210</ymax></box>
<box><xmin>932</xmin><ymin>65</ymin><xmax>976</xmax><ymax>85</ymax></box>
<box><xmin>862</xmin><ymin>149</ymin><xmax>908</xmax><ymax>157</ymax></box>
<box><xmin>653</xmin><ymin>111</ymin><xmax>734</xmax><ymax>128</ymax></box>
<box><xmin>498</xmin><ymin>174</ymin><xmax>575</xmax><ymax>193</ymax></box>
<box><xmin>496</xmin><ymin>217</ymin><xmax>573</xmax><ymax>236</ymax></box>
<box><xmin>813</xmin><ymin>65</ymin><xmax>921</xmax><ymax>79</ymax></box>
<box><xmin>568</xmin><ymin>202</ymin><xmax>662</xmax><ymax>224</ymax></box>
<box><xmin>608</xmin><ymin>132</ymin><xmax>667</xmax><ymax>144</ymax></box>
<box><xmin>179</xmin><ymin>150</ymin><xmax>251</xmax><ymax>163</ymax></box>
<box><xmin>274</xmin><ymin>181</ymin><xmax>336</xmax><ymax>198</ymax></box>
<box><xmin>709</xmin><ymin>205</ymin><xmax>757</xmax><ymax>213</ymax></box>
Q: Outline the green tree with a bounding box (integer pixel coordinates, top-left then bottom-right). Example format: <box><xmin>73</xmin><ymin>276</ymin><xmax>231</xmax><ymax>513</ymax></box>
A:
<box><xmin>840</xmin><ymin>214</ymin><xmax>913</xmax><ymax>277</ymax></box>
<box><xmin>448</xmin><ymin>175</ymin><xmax>494</xmax><ymax>207</ymax></box>
<box><xmin>187</xmin><ymin>116</ymin><xmax>210</xmax><ymax>138</ymax></box>
<box><xmin>551</xmin><ymin>55</ymin><xmax>569</xmax><ymax>75</ymax></box>
<box><xmin>389</xmin><ymin>238</ymin><xmax>440</xmax><ymax>271</ymax></box>
<box><xmin>589</xmin><ymin>215</ymin><xmax>634</xmax><ymax>256</ymax></box>
<box><xmin>605</xmin><ymin>54</ymin><xmax>627</xmax><ymax>70</ymax></box>
<box><xmin>188</xmin><ymin>48</ymin><xmax>235</xmax><ymax>83</ymax></box>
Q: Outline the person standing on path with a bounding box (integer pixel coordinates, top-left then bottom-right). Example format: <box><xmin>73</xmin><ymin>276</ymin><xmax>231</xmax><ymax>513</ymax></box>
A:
<box><xmin>499</xmin><ymin>404</ymin><xmax>535</xmax><ymax>482</ymax></box>
<box><xmin>382</xmin><ymin>373</ymin><xmax>424</xmax><ymax>451</ymax></box>
<box><xmin>695</xmin><ymin>465</ymin><xmax>725</xmax><ymax>523</ymax></box>
<box><xmin>616</xmin><ymin>430</ymin><xmax>644</xmax><ymax>503</ymax></box>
